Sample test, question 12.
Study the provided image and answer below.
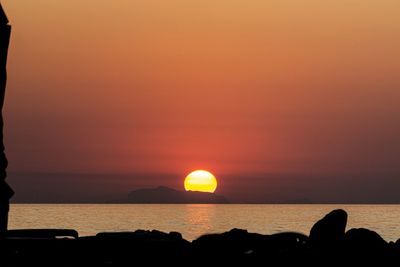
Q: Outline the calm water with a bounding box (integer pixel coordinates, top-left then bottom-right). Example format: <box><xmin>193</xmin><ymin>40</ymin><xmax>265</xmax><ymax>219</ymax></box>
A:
<box><xmin>8</xmin><ymin>204</ymin><xmax>400</xmax><ymax>241</ymax></box>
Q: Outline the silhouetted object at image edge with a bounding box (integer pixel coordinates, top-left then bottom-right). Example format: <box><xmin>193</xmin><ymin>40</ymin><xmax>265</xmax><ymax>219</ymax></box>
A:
<box><xmin>0</xmin><ymin>3</ymin><xmax>14</xmax><ymax>235</ymax></box>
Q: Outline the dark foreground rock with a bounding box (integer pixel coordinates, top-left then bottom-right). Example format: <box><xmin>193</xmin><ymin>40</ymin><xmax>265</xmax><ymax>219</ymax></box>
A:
<box><xmin>192</xmin><ymin>229</ymin><xmax>309</xmax><ymax>265</ymax></box>
<box><xmin>345</xmin><ymin>228</ymin><xmax>388</xmax><ymax>250</ymax></box>
<box><xmin>1</xmin><ymin>209</ymin><xmax>400</xmax><ymax>266</ymax></box>
<box><xmin>309</xmin><ymin>209</ymin><xmax>347</xmax><ymax>246</ymax></box>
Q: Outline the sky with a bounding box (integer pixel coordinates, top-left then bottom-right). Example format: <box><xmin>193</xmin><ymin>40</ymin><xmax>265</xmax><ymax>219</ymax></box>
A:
<box><xmin>2</xmin><ymin>1</ymin><xmax>400</xmax><ymax>203</ymax></box>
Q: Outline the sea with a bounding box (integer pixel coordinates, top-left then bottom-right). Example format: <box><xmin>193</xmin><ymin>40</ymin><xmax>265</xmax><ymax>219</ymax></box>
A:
<box><xmin>8</xmin><ymin>204</ymin><xmax>400</xmax><ymax>242</ymax></box>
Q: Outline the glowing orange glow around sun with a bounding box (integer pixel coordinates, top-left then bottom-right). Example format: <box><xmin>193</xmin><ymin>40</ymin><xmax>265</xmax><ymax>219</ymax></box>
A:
<box><xmin>184</xmin><ymin>170</ymin><xmax>217</xmax><ymax>193</ymax></box>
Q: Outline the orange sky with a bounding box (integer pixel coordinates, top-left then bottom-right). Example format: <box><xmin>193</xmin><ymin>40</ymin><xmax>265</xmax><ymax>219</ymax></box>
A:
<box><xmin>2</xmin><ymin>1</ymin><xmax>400</xmax><ymax>201</ymax></box>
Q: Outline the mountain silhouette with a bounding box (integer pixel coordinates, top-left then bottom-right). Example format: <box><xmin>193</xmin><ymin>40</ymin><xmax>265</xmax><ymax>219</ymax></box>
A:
<box><xmin>126</xmin><ymin>186</ymin><xmax>229</xmax><ymax>204</ymax></box>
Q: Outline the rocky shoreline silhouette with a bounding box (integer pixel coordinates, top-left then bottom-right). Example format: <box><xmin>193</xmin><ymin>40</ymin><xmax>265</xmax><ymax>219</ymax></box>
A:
<box><xmin>1</xmin><ymin>209</ymin><xmax>400</xmax><ymax>266</ymax></box>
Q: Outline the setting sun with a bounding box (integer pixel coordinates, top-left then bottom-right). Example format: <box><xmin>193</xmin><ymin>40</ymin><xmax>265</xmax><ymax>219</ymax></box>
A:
<box><xmin>184</xmin><ymin>170</ymin><xmax>217</xmax><ymax>193</ymax></box>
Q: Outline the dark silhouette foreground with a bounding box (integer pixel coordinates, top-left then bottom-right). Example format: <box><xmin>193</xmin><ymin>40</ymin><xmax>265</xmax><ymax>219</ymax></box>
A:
<box><xmin>0</xmin><ymin>3</ymin><xmax>13</xmax><ymax>236</ymax></box>
<box><xmin>1</xmin><ymin>209</ymin><xmax>400</xmax><ymax>266</ymax></box>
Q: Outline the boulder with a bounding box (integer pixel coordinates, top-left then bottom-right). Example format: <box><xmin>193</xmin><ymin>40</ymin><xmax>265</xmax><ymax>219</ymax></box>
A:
<box><xmin>192</xmin><ymin>228</ymin><xmax>308</xmax><ymax>264</ymax></box>
<box><xmin>344</xmin><ymin>228</ymin><xmax>387</xmax><ymax>250</ymax></box>
<box><xmin>79</xmin><ymin>230</ymin><xmax>191</xmax><ymax>265</ymax></box>
<box><xmin>309</xmin><ymin>209</ymin><xmax>348</xmax><ymax>246</ymax></box>
<box><xmin>192</xmin><ymin>228</ymin><xmax>265</xmax><ymax>255</ymax></box>
<box><xmin>343</xmin><ymin>228</ymin><xmax>390</xmax><ymax>264</ymax></box>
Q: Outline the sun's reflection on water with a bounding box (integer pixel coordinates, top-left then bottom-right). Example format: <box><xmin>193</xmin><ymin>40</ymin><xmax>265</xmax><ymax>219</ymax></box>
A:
<box><xmin>183</xmin><ymin>204</ymin><xmax>217</xmax><ymax>238</ymax></box>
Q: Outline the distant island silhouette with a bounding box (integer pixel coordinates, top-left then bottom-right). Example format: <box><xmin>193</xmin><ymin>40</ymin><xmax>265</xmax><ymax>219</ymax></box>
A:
<box><xmin>117</xmin><ymin>186</ymin><xmax>229</xmax><ymax>204</ymax></box>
